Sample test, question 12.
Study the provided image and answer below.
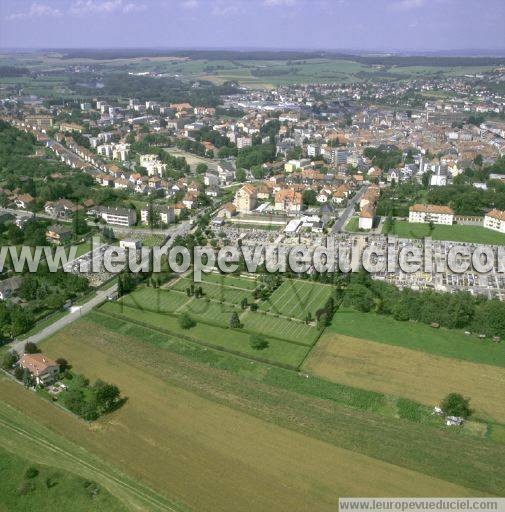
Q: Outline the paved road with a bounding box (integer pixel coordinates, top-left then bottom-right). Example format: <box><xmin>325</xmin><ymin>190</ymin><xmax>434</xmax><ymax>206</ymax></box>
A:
<box><xmin>11</xmin><ymin>284</ymin><xmax>117</xmax><ymax>354</ymax></box>
<box><xmin>331</xmin><ymin>185</ymin><xmax>367</xmax><ymax>234</ymax></box>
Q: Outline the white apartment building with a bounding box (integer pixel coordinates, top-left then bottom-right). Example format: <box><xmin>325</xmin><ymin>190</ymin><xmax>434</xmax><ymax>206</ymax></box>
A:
<box><xmin>236</xmin><ymin>137</ymin><xmax>252</xmax><ymax>149</ymax></box>
<box><xmin>140</xmin><ymin>205</ymin><xmax>175</xmax><ymax>225</ymax></box>
<box><xmin>97</xmin><ymin>206</ymin><xmax>137</xmax><ymax>226</ymax></box>
<box><xmin>484</xmin><ymin>209</ymin><xmax>505</xmax><ymax>233</ymax></box>
<box><xmin>409</xmin><ymin>204</ymin><xmax>454</xmax><ymax>225</ymax></box>
<box><xmin>331</xmin><ymin>148</ymin><xmax>348</xmax><ymax>165</ymax></box>
<box><xmin>307</xmin><ymin>144</ymin><xmax>320</xmax><ymax>157</ymax></box>
<box><xmin>139</xmin><ymin>154</ymin><xmax>167</xmax><ymax>177</ymax></box>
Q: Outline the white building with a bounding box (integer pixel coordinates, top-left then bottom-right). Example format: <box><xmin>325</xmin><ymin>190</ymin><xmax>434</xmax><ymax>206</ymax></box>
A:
<box><xmin>97</xmin><ymin>206</ymin><xmax>137</xmax><ymax>226</ymax></box>
<box><xmin>140</xmin><ymin>154</ymin><xmax>167</xmax><ymax>177</ymax></box>
<box><xmin>409</xmin><ymin>204</ymin><xmax>454</xmax><ymax>225</ymax></box>
<box><xmin>140</xmin><ymin>205</ymin><xmax>175</xmax><ymax>225</ymax></box>
<box><xmin>484</xmin><ymin>209</ymin><xmax>505</xmax><ymax>233</ymax></box>
<box><xmin>236</xmin><ymin>137</ymin><xmax>252</xmax><ymax>149</ymax></box>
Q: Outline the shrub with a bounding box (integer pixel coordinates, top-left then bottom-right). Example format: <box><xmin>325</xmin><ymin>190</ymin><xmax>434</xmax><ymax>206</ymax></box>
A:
<box><xmin>24</xmin><ymin>342</ymin><xmax>39</xmax><ymax>354</ymax></box>
<box><xmin>441</xmin><ymin>393</ymin><xmax>472</xmax><ymax>419</ymax></box>
<box><xmin>25</xmin><ymin>467</ymin><xmax>39</xmax><ymax>479</ymax></box>
<box><xmin>1</xmin><ymin>350</ymin><xmax>18</xmax><ymax>370</ymax></box>
<box><xmin>178</xmin><ymin>313</ymin><xmax>196</xmax><ymax>329</ymax></box>
<box><xmin>250</xmin><ymin>334</ymin><xmax>269</xmax><ymax>350</ymax></box>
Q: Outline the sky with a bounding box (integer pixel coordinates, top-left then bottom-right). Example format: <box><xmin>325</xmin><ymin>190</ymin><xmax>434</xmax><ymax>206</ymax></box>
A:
<box><xmin>0</xmin><ymin>0</ymin><xmax>504</xmax><ymax>53</ymax></box>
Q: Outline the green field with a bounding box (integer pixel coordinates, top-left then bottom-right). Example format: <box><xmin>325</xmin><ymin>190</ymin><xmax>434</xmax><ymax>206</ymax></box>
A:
<box><xmin>183</xmin><ymin>298</ymin><xmax>242</xmax><ymax>326</ymax></box>
<box><xmin>122</xmin><ymin>287</ymin><xmax>191</xmax><ymax>313</ymax></box>
<box><xmin>386</xmin><ymin>221</ymin><xmax>505</xmax><ymax>245</ymax></box>
<box><xmin>171</xmin><ymin>277</ymin><xmax>254</xmax><ymax>304</ymax></box>
<box><xmin>259</xmin><ymin>279</ymin><xmax>334</xmax><ymax>321</ymax></box>
<box><xmin>0</xmin><ymin>445</ymin><xmax>125</xmax><ymax>512</ymax></box>
<box><xmin>241</xmin><ymin>310</ymin><xmax>319</xmax><ymax>346</ymax></box>
<box><xmin>99</xmin><ymin>301</ymin><xmax>310</xmax><ymax>367</ymax></box>
<box><xmin>344</xmin><ymin>216</ymin><xmax>360</xmax><ymax>232</ymax></box>
<box><xmin>1</xmin><ymin>53</ymin><xmax>500</xmax><ymax>92</ymax></box>
<box><xmin>330</xmin><ymin>308</ymin><xmax>505</xmax><ymax>368</ymax></box>
<box><xmin>201</xmin><ymin>272</ymin><xmax>257</xmax><ymax>290</ymax></box>
<box><xmin>116</xmin><ymin>277</ymin><xmax>324</xmax><ymax>355</ymax></box>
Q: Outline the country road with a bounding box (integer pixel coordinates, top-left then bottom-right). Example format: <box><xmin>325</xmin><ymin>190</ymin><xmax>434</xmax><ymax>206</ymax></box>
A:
<box><xmin>11</xmin><ymin>284</ymin><xmax>117</xmax><ymax>354</ymax></box>
<box><xmin>331</xmin><ymin>185</ymin><xmax>367</xmax><ymax>234</ymax></box>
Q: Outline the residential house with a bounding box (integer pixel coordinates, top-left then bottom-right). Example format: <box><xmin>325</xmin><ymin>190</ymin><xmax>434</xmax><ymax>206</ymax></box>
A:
<box><xmin>233</xmin><ymin>184</ymin><xmax>257</xmax><ymax>213</ymax></box>
<box><xmin>0</xmin><ymin>277</ymin><xmax>22</xmax><ymax>301</ymax></box>
<box><xmin>46</xmin><ymin>224</ymin><xmax>73</xmax><ymax>245</ymax></box>
<box><xmin>484</xmin><ymin>209</ymin><xmax>505</xmax><ymax>233</ymax></box>
<box><xmin>274</xmin><ymin>188</ymin><xmax>302</xmax><ymax>213</ymax></box>
<box><xmin>19</xmin><ymin>354</ymin><xmax>60</xmax><ymax>386</ymax></box>
<box><xmin>217</xmin><ymin>161</ymin><xmax>236</xmax><ymax>185</ymax></box>
<box><xmin>14</xmin><ymin>194</ymin><xmax>34</xmax><ymax>210</ymax></box>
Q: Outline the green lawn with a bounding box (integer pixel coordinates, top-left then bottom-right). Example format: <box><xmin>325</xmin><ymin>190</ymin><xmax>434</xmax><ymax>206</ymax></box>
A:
<box><xmin>330</xmin><ymin>309</ymin><xmax>505</xmax><ymax>368</ymax></box>
<box><xmin>241</xmin><ymin>310</ymin><xmax>320</xmax><ymax>346</ymax></box>
<box><xmin>0</xmin><ymin>445</ymin><xmax>125</xmax><ymax>512</ymax></box>
<box><xmin>121</xmin><ymin>287</ymin><xmax>191</xmax><ymax>314</ymax></box>
<box><xmin>171</xmin><ymin>277</ymin><xmax>254</xmax><ymax>303</ymax></box>
<box><xmin>386</xmin><ymin>221</ymin><xmax>505</xmax><ymax>245</ymax></box>
<box><xmin>201</xmin><ymin>273</ymin><xmax>257</xmax><ymax>290</ymax></box>
<box><xmin>344</xmin><ymin>216</ymin><xmax>360</xmax><ymax>232</ymax></box>
<box><xmin>182</xmin><ymin>298</ymin><xmax>242</xmax><ymax>326</ymax></box>
<box><xmin>99</xmin><ymin>302</ymin><xmax>309</xmax><ymax>368</ymax></box>
<box><xmin>259</xmin><ymin>280</ymin><xmax>334</xmax><ymax>321</ymax></box>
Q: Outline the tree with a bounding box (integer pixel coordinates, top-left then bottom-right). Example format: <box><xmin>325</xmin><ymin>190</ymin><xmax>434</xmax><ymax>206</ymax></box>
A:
<box><xmin>240</xmin><ymin>297</ymin><xmax>248</xmax><ymax>310</ymax></box>
<box><xmin>302</xmin><ymin>189</ymin><xmax>317</xmax><ymax>206</ymax></box>
<box><xmin>229</xmin><ymin>312</ymin><xmax>241</xmax><ymax>329</ymax></box>
<box><xmin>22</xmin><ymin>368</ymin><xmax>33</xmax><ymax>388</ymax></box>
<box><xmin>24</xmin><ymin>342</ymin><xmax>39</xmax><ymax>354</ymax></box>
<box><xmin>392</xmin><ymin>301</ymin><xmax>410</xmax><ymax>321</ymax></box>
<box><xmin>1</xmin><ymin>350</ymin><xmax>18</xmax><ymax>370</ymax></box>
<box><xmin>440</xmin><ymin>393</ymin><xmax>472</xmax><ymax>419</ymax></box>
<box><xmin>235</xmin><ymin>168</ymin><xmax>246</xmax><ymax>182</ymax></box>
<box><xmin>421</xmin><ymin>171</ymin><xmax>433</xmax><ymax>188</ymax></box>
<box><xmin>250</xmin><ymin>334</ymin><xmax>268</xmax><ymax>350</ymax></box>
<box><xmin>178</xmin><ymin>313</ymin><xmax>195</xmax><ymax>329</ymax></box>
<box><xmin>72</xmin><ymin>211</ymin><xmax>88</xmax><ymax>236</ymax></box>
<box><xmin>147</xmin><ymin>200</ymin><xmax>159</xmax><ymax>229</ymax></box>
<box><xmin>92</xmin><ymin>380</ymin><xmax>121</xmax><ymax>413</ymax></box>
<box><xmin>62</xmin><ymin>387</ymin><xmax>86</xmax><ymax>416</ymax></box>
<box><xmin>196</xmin><ymin>163</ymin><xmax>208</xmax><ymax>174</ymax></box>
<box><xmin>56</xmin><ymin>358</ymin><xmax>69</xmax><ymax>373</ymax></box>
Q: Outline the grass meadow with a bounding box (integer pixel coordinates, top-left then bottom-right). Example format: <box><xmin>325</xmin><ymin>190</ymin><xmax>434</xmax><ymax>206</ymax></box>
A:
<box><xmin>0</xmin><ymin>445</ymin><xmax>125</xmax><ymax>512</ymax></box>
<box><xmin>0</xmin><ymin>394</ymin><xmax>178</xmax><ymax>512</ymax></box>
<box><xmin>304</xmin><ymin>332</ymin><xmax>505</xmax><ymax>424</ymax></box>
<box><xmin>330</xmin><ymin>308</ymin><xmax>505</xmax><ymax>367</ymax></box>
<box><xmin>99</xmin><ymin>301</ymin><xmax>309</xmax><ymax>367</ymax></box>
<box><xmin>258</xmin><ymin>279</ymin><xmax>334</xmax><ymax>320</ymax></box>
<box><xmin>385</xmin><ymin>221</ymin><xmax>505</xmax><ymax>245</ymax></box>
<box><xmin>107</xmin><ymin>276</ymin><xmax>328</xmax><ymax>366</ymax></box>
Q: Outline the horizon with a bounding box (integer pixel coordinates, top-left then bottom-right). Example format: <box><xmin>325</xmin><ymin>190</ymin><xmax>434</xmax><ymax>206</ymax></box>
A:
<box><xmin>1</xmin><ymin>0</ymin><xmax>504</xmax><ymax>52</ymax></box>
